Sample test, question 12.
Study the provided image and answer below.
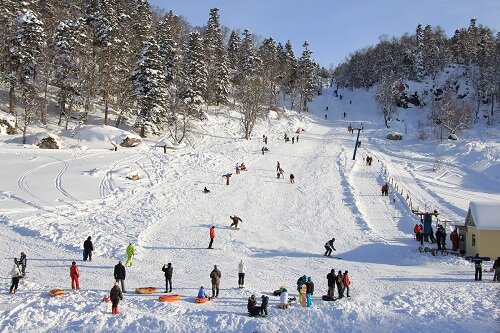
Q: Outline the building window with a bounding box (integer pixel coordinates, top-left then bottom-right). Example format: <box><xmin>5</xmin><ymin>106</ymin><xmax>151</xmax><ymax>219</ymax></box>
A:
<box><xmin>472</xmin><ymin>234</ymin><xmax>476</xmax><ymax>247</ymax></box>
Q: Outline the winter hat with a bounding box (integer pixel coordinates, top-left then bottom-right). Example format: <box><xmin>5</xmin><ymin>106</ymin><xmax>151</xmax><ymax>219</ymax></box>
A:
<box><xmin>307</xmin><ymin>276</ymin><xmax>312</xmax><ymax>281</ymax></box>
<box><xmin>345</xmin><ymin>270</ymin><xmax>348</xmax><ymax>274</ymax></box>
<box><xmin>72</xmin><ymin>261</ymin><xmax>76</xmax><ymax>265</ymax></box>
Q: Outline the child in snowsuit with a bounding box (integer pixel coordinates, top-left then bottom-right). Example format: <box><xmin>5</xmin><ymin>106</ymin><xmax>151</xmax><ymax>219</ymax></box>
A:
<box><xmin>70</xmin><ymin>261</ymin><xmax>80</xmax><ymax>290</ymax></box>
<box><xmin>279</xmin><ymin>288</ymin><xmax>289</xmax><ymax>309</ymax></box>
<box><xmin>9</xmin><ymin>262</ymin><xmax>22</xmax><ymax>293</ymax></box>
<box><xmin>198</xmin><ymin>286</ymin><xmax>208</xmax><ymax>299</ymax></box>
<box><xmin>324</xmin><ymin>238</ymin><xmax>336</xmax><ymax>256</ymax></box>
<box><xmin>110</xmin><ymin>282</ymin><xmax>123</xmax><ymax>314</ymax></box>
<box><xmin>290</xmin><ymin>174</ymin><xmax>295</xmax><ymax>184</ymax></box>
<box><xmin>260</xmin><ymin>295</ymin><xmax>269</xmax><ymax>316</ymax></box>
<box><xmin>126</xmin><ymin>243</ymin><xmax>135</xmax><ymax>267</ymax></box>
<box><xmin>296</xmin><ymin>275</ymin><xmax>307</xmax><ymax>304</ymax></box>
<box><xmin>343</xmin><ymin>271</ymin><xmax>351</xmax><ymax>297</ymax></box>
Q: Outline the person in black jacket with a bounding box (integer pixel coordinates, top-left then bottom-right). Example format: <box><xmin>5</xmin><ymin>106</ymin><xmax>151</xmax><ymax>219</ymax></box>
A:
<box><xmin>247</xmin><ymin>295</ymin><xmax>260</xmax><ymax>316</ymax></box>
<box><xmin>83</xmin><ymin>236</ymin><xmax>94</xmax><ymax>261</ymax></box>
<box><xmin>16</xmin><ymin>252</ymin><xmax>27</xmax><ymax>277</ymax></box>
<box><xmin>260</xmin><ymin>295</ymin><xmax>269</xmax><ymax>316</ymax></box>
<box><xmin>162</xmin><ymin>263</ymin><xmax>173</xmax><ymax>292</ymax></box>
<box><xmin>114</xmin><ymin>261</ymin><xmax>126</xmax><ymax>293</ymax></box>
<box><xmin>324</xmin><ymin>238</ymin><xmax>336</xmax><ymax>256</ymax></box>
<box><xmin>326</xmin><ymin>269</ymin><xmax>336</xmax><ymax>298</ymax></box>
<box><xmin>473</xmin><ymin>253</ymin><xmax>483</xmax><ymax>281</ymax></box>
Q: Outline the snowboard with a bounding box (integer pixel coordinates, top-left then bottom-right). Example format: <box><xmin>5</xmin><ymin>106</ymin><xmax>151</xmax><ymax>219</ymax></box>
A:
<box><xmin>322</xmin><ymin>295</ymin><xmax>337</xmax><ymax>301</ymax></box>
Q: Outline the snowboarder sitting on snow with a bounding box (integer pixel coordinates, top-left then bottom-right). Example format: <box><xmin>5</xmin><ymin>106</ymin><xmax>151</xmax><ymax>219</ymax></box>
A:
<box><xmin>260</xmin><ymin>295</ymin><xmax>269</xmax><ymax>316</ymax></box>
<box><xmin>324</xmin><ymin>238</ymin><xmax>336</xmax><ymax>256</ymax></box>
<box><xmin>247</xmin><ymin>295</ymin><xmax>261</xmax><ymax>317</ymax></box>
<box><xmin>240</xmin><ymin>163</ymin><xmax>247</xmax><ymax>171</ymax></box>
<box><xmin>229</xmin><ymin>215</ymin><xmax>242</xmax><ymax>228</ymax></box>
<box><xmin>203</xmin><ymin>187</ymin><xmax>210</xmax><ymax>194</ymax></box>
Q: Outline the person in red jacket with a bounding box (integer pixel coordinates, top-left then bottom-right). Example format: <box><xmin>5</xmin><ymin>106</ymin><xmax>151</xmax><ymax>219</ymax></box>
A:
<box><xmin>343</xmin><ymin>271</ymin><xmax>351</xmax><ymax>297</ymax></box>
<box><xmin>208</xmin><ymin>226</ymin><xmax>215</xmax><ymax>249</ymax></box>
<box><xmin>450</xmin><ymin>227</ymin><xmax>459</xmax><ymax>251</ymax></box>
<box><xmin>70</xmin><ymin>261</ymin><xmax>80</xmax><ymax>290</ymax></box>
<box><xmin>413</xmin><ymin>224</ymin><xmax>421</xmax><ymax>241</ymax></box>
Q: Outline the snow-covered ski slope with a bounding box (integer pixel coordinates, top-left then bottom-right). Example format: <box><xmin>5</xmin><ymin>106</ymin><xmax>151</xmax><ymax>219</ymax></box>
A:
<box><xmin>0</xmin><ymin>87</ymin><xmax>498</xmax><ymax>333</ymax></box>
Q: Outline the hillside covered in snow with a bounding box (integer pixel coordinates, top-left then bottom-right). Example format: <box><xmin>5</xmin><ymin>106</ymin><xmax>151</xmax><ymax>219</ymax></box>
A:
<box><xmin>0</xmin><ymin>85</ymin><xmax>499</xmax><ymax>333</ymax></box>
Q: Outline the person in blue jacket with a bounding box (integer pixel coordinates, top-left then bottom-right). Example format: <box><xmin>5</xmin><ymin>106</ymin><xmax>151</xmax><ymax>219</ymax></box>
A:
<box><xmin>198</xmin><ymin>286</ymin><xmax>209</xmax><ymax>299</ymax></box>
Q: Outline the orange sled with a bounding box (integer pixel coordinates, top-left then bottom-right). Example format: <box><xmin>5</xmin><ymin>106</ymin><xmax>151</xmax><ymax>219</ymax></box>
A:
<box><xmin>159</xmin><ymin>294</ymin><xmax>181</xmax><ymax>302</ymax></box>
<box><xmin>195</xmin><ymin>297</ymin><xmax>209</xmax><ymax>303</ymax></box>
<box><xmin>49</xmin><ymin>289</ymin><xmax>65</xmax><ymax>297</ymax></box>
<box><xmin>135</xmin><ymin>287</ymin><xmax>157</xmax><ymax>294</ymax></box>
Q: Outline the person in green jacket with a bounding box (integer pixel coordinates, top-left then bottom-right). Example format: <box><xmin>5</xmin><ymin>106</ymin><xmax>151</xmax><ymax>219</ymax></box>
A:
<box><xmin>126</xmin><ymin>243</ymin><xmax>135</xmax><ymax>267</ymax></box>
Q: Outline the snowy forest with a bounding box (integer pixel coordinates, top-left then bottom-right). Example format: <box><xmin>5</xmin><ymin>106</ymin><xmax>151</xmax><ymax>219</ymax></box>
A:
<box><xmin>1</xmin><ymin>1</ymin><xmax>499</xmax><ymax>144</ymax></box>
<box><xmin>0</xmin><ymin>0</ymin><xmax>319</xmax><ymax>143</ymax></box>
<box><xmin>334</xmin><ymin>18</ymin><xmax>499</xmax><ymax>130</ymax></box>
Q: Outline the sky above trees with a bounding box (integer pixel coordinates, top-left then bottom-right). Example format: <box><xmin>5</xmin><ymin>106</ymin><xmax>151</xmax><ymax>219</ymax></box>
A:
<box><xmin>150</xmin><ymin>0</ymin><xmax>500</xmax><ymax>68</ymax></box>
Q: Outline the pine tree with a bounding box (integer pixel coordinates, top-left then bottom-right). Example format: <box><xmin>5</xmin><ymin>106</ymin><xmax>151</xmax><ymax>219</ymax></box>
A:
<box><xmin>10</xmin><ymin>9</ymin><xmax>45</xmax><ymax>143</ymax></box>
<box><xmin>414</xmin><ymin>23</ymin><xmax>424</xmax><ymax>81</ymax></box>
<box><xmin>204</xmin><ymin>8</ymin><xmax>229</xmax><ymax>105</ymax></box>
<box><xmin>258</xmin><ymin>37</ymin><xmax>279</xmax><ymax>110</ymax></box>
<box><xmin>132</xmin><ymin>36</ymin><xmax>169</xmax><ymax>137</ymax></box>
<box><xmin>297</xmin><ymin>41</ymin><xmax>316</xmax><ymax>113</ymax></box>
<box><xmin>227</xmin><ymin>30</ymin><xmax>241</xmax><ymax>71</ymax></box>
<box><xmin>53</xmin><ymin>18</ymin><xmax>86</xmax><ymax>129</ymax></box>
<box><xmin>178</xmin><ymin>31</ymin><xmax>207</xmax><ymax>119</ymax></box>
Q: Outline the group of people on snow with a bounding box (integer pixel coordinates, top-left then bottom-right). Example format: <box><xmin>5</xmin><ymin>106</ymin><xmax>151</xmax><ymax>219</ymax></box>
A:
<box><xmin>326</xmin><ymin>269</ymin><xmax>351</xmax><ymax>300</ymax></box>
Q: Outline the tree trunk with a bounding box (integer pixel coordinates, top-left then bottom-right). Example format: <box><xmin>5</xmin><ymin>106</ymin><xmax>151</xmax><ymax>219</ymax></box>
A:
<box><xmin>58</xmin><ymin>97</ymin><xmax>66</xmax><ymax>126</ymax></box>
<box><xmin>41</xmin><ymin>78</ymin><xmax>49</xmax><ymax>124</ymax></box>
<box><xmin>65</xmin><ymin>98</ymin><xmax>74</xmax><ymax>130</ymax></box>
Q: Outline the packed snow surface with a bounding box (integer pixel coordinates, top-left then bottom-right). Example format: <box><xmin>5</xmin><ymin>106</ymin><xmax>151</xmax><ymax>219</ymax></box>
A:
<box><xmin>0</xmin><ymin>87</ymin><xmax>498</xmax><ymax>333</ymax></box>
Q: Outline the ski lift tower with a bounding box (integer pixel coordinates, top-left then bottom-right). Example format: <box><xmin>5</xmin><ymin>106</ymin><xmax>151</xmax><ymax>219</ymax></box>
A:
<box><xmin>352</xmin><ymin>126</ymin><xmax>364</xmax><ymax>160</ymax></box>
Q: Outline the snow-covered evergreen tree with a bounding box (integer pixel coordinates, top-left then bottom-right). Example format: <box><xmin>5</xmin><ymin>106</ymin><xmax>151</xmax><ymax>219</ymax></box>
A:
<box><xmin>10</xmin><ymin>9</ymin><xmax>45</xmax><ymax>143</ymax></box>
<box><xmin>227</xmin><ymin>30</ymin><xmax>241</xmax><ymax>71</ymax></box>
<box><xmin>53</xmin><ymin>18</ymin><xmax>86</xmax><ymax>129</ymax></box>
<box><xmin>132</xmin><ymin>36</ymin><xmax>169</xmax><ymax>137</ymax></box>
<box><xmin>204</xmin><ymin>8</ymin><xmax>229</xmax><ymax>105</ymax></box>
<box><xmin>258</xmin><ymin>37</ymin><xmax>279</xmax><ymax>110</ymax></box>
<box><xmin>297</xmin><ymin>41</ymin><xmax>316</xmax><ymax>113</ymax></box>
<box><xmin>414</xmin><ymin>23</ymin><xmax>424</xmax><ymax>81</ymax></box>
<box><xmin>178</xmin><ymin>31</ymin><xmax>207</xmax><ymax>119</ymax></box>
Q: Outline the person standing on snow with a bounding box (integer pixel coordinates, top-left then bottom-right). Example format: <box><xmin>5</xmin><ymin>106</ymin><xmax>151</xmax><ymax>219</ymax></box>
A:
<box><xmin>289</xmin><ymin>174</ymin><xmax>295</xmax><ymax>184</ymax></box>
<box><xmin>276</xmin><ymin>161</ymin><xmax>281</xmax><ymax>172</ymax></box>
<box><xmin>238</xmin><ymin>260</ymin><xmax>246</xmax><ymax>288</ymax></box>
<box><xmin>336</xmin><ymin>271</ymin><xmax>344</xmax><ymax>298</ymax></box>
<box><xmin>324</xmin><ymin>238</ymin><xmax>336</xmax><ymax>256</ymax></box>
<box><xmin>162</xmin><ymin>263</ymin><xmax>173</xmax><ymax>292</ymax></box>
<box><xmin>296</xmin><ymin>275</ymin><xmax>307</xmax><ymax>304</ymax></box>
<box><xmin>210</xmin><ymin>265</ymin><xmax>222</xmax><ymax>298</ymax></box>
<box><xmin>279</xmin><ymin>288</ymin><xmax>289</xmax><ymax>309</ymax></box>
<box><xmin>306</xmin><ymin>277</ymin><xmax>314</xmax><ymax>307</ymax></box>
<box><xmin>114</xmin><ymin>260</ymin><xmax>126</xmax><ymax>293</ymax></box>
<box><xmin>326</xmin><ymin>269</ymin><xmax>336</xmax><ymax>298</ymax></box>
<box><xmin>83</xmin><ymin>236</ymin><xmax>94</xmax><ymax>261</ymax></box>
<box><xmin>9</xmin><ymin>262</ymin><xmax>22</xmax><ymax>293</ymax></box>
<box><xmin>208</xmin><ymin>226</ymin><xmax>215</xmax><ymax>249</ymax></box>
<box><xmin>260</xmin><ymin>295</ymin><xmax>269</xmax><ymax>316</ymax></box>
<box><xmin>70</xmin><ymin>261</ymin><xmax>80</xmax><ymax>290</ymax></box>
<box><xmin>229</xmin><ymin>215</ymin><xmax>243</xmax><ymax>228</ymax></box>
<box><xmin>450</xmin><ymin>227</ymin><xmax>459</xmax><ymax>251</ymax></box>
<box><xmin>492</xmin><ymin>257</ymin><xmax>500</xmax><ymax>282</ymax></box>
<box><xmin>125</xmin><ymin>243</ymin><xmax>135</xmax><ymax>267</ymax></box>
<box><xmin>16</xmin><ymin>252</ymin><xmax>27</xmax><ymax>278</ymax></box>
<box><xmin>473</xmin><ymin>254</ymin><xmax>483</xmax><ymax>281</ymax></box>
<box><xmin>343</xmin><ymin>271</ymin><xmax>351</xmax><ymax>297</ymax></box>
<box><xmin>110</xmin><ymin>282</ymin><xmax>123</xmax><ymax>315</ymax></box>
